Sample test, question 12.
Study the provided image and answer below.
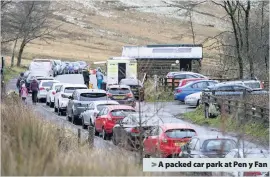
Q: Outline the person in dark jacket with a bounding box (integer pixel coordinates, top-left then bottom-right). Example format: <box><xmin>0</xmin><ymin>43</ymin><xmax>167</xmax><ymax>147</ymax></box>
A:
<box><xmin>16</xmin><ymin>73</ymin><xmax>25</xmax><ymax>96</ymax></box>
<box><xmin>30</xmin><ymin>78</ymin><xmax>39</xmax><ymax>105</ymax></box>
<box><xmin>82</xmin><ymin>69</ymin><xmax>90</xmax><ymax>88</ymax></box>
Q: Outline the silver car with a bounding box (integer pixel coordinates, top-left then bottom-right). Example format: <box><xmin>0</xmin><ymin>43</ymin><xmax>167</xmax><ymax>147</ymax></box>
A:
<box><xmin>80</xmin><ymin>100</ymin><xmax>119</xmax><ymax>129</ymax></box>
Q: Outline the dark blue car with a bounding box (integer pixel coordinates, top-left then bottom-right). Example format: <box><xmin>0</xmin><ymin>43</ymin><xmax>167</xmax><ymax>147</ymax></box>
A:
<box><xmin>174</xmin><ymin>80</ymin><xmax>218</xmax><ymax>101</ymax></box>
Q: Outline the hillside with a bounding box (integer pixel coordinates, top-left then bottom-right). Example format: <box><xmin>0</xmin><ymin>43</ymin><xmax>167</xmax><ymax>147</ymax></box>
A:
<box><xmin>10</xmin><ymin>0</ymin><xmax>229</xmax><ymax>74</ymax></box>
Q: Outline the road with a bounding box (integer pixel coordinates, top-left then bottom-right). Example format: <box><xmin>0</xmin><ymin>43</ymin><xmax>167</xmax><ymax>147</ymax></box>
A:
<box><xmin>6</xmin><ymin>74</ymin><xmax>268</xmax><ymax>153</ymax></box>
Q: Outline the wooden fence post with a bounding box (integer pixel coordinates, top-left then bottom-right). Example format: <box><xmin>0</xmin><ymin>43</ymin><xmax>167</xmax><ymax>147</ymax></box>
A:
<box><xmin>88</xmin><ymin>126</ymin><xmax>94</xmax><ymax>148</ymax></box>
<box><xmin>228</xmin><ymin>100</ymin><xmax>231</xmax><ymax>114</ymax></box>
<box><xmin>260</xmin><ymin>108</ymin><xmax>264</xmax><ymax>119</ymax></box>
<box><xmin>164</xmin><ymin>78</ymin><xmax>167</xmax><ymax>92</ymax></box>
<box><xmin>172</xmin><ymin>78</ymin><xmax>175</xmax><ymax>91</ymax></box>
<box><xmin>78</xmin><ymin>129</ymin><xmax>81</xmax><ymax>145</ymax></box>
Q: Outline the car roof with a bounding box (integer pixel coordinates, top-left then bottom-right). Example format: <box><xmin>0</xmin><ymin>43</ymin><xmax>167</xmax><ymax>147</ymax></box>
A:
<box><xmin>182</xmin><ymin>80</ymin><xmax>217</xmax><ymax>87</ymax></box>
<box><xmin>75</xmin><ymin>89</ymin><xmax>107</xmax><ymax>93</ymax></box>
<box><xmin>160</xmin><ymin>123</ymin><xmax>194</xmax><ymax>130</ymax></box>
<box><xmin>106</xmin><ymin>105</ymin><xmax>135</xmax><ymax>111</ymax></box>
<box><xmin>62</xmin><ymin>84</ymin><xmax>88</xmax><ymax>88</ymax></box>
<box><xmin>92</xmin><ymin>100</ymin><xmax>119</xmax><ymax>105</ymax></box>
<box><xmin>40</xmin><ymin>80</ymin><xmax>59</xmax><ymax>83</ymax></box>
<box><xmin>182</xmin><ymin>78</ymin><xmax>207</xmax><ymax>81</ymax></box>
<box><xmin>210</xmin><ymin>83</ymin><xmax>251</xmax><ymax>88</ymax></box>
<box><xmin>108</xmin><ymin>85</ymin><xmax>130</xmax><ymax>89</ymax></box>
<box><xmin>192</xmin><ymin>135</ymin><xmax>236</xmax><ymax>141</ymax></box>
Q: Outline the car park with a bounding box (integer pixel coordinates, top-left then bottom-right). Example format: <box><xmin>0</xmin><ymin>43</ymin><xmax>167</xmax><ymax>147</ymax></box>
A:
<box><xmin>174</xmin><ymin>80</ymin><xmax>218</xmax><ymax>101</ymax></box>
<box><xmin>143</xmin><ymin>123</ymin><xmax>197</xmax><ymax>158</ymax></box>
<box><xmin>46</xmin><ymin>83</ymin><xmax>66</xmax><ymax>107</ymax></box>
<box><xmin>225</xmin><ymin>148</ymin><xmax>270</xmax><ymax>177</ymax></box>
<box><xmin>119</xmin><ymin>78</ymin><xmax>144</xmax><ymax>101</ymax></box>
<box><xmin>180</xmin><ymin>136</ymin><xmax>237</xmax><ymax>158</ymax></box>
<box><xmin>54</xmin><ymin>84</ymin><xmax>87</xmax><ymax>116</ymax></box>
<box><xmin>184</xmin><ymin>92</ymin><xmax>202</xmax><ymax>107</ymax></box>
<box><xmin>80</xmin><ymin>100</ymin><xmax>119</xmax><ymax>129</ymax></box>
<box><xmin>37</xmin><ymin>80</ymin><xmax>60</xmax><ymax>102</ymax></box>
<box><xmin>112</xmin><ymin>113</ymin><xmax>159</xmax><ymax>150</ymax></box>
<box><xmin>66</xmin><ymin>89</ymin><xmax>108</xmax><ymax>125</ymax></box>
<box><xmin>107</xmin><ymin>85</ymin><xmax>136</xmax><ymax>107</ymax></box>
<box><xmin>94</xmin><ymin>105</ymin><xmax>136</xmax><ymax>140</ymax></box>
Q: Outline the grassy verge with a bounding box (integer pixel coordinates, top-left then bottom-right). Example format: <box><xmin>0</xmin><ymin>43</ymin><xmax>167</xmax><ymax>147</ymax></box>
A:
<box><xmin>1</xmin><ymin>95</ymin><xmax>148</xmax><ymax>176</ymax></box>
<box><xmin>3</xmin><ymin>67</ymin><xmax>26</xmax><ymax>82</ymax></box>
<box><xmin>181</xmin><ymin>106</ymin><xmax>269</xmax><ymax>144</ymax></box>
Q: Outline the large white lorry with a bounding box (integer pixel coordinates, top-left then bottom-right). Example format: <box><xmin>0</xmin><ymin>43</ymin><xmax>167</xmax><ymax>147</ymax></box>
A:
<box><xmin>106</xmin><ymin>57</ymin><xmax>137</xmax><ymax>86</ymax></box>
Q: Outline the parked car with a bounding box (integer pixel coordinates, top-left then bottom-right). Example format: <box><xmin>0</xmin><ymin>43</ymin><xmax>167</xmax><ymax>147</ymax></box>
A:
<box><xmin>119</xmin><ymin>78</ymin><xmax>144</xmax><ymax>101</ymax></box>
<box><xmin>23</xmin><ymin>70</ymin><xmax>30</xmax><ymax>80</ymax></box>
<box><xmin>54</xmin><ymin>84</ymin><xmax>87</xmax><ymax>116</ymax></box>
<box><xmin>204</xmin><ymin>83</ymin><xmax>268</xmax><ymax>96</ymax></box>
<box><xmin>78</xmin><ymin>61</ymin><xmax>87</xmax><ymax>70</ymax></box>
<box><xmin>143</xmin><ymin>123</ymin><xmax>197</xmax><ymax>158</ymax></box>
<box><xmin>225</xmin><ymin>148</ymin><xmax>270</xmax><ymax>177</ymax></box>
<box><xmin>184</xmin><ymin>92</ymin><xmax>202</xmax><ymax>107</ymax></box>
<box><xmin>72</xmin><ymin>62</ymin><xmax>80</xmax><ymax>74</ymax></box>
<box><xmin>112</xmin><ymin>113</ymin><xmax>159</xmax><ymax>150</ymax></box>
<box><xmin>29</xmin><ymin>59</ymin><xmax>55</xmax><ymax>77</ymax></box>
<box><xmin>66</xmin><ymin>89</ymin><xmax>108</xmax><ymax>125</ymax></box>
<box><xmin>180</xmin><ymin>136</ymin><xmax>237</xmax><ymax>158</ymax></box>
<box><xmin>107</xmin><ymin>85</ymin><xmax>136</xmax><ymax>107</ymax></box>
<box><xmin>94</xmin><ymin>105</ymin><xmax>136</xmax><ymax>140</ymax></box>
<box><xmin>46</xmin><ymin>82</ymin><xmax>66</xmax><ymax>108</ymax></box>
<box><xmin>221</xmin><ymin>79</ymin><xmax>264</xmax><ymax>90</ymax></box>
<box><xmin>53</xmin><ymin>60</ymin><xmax>61</xmax><ymax>76</ymax></box>
<box><xmin>61</xmin><ymin>62</ymin><xmax>70</xmax><ymax>74</ymax></box>
<box><xmin>80</xmin><ymin>100</ymin><xmax>119</xmax><ymax>129</ymax></box>
<box><xmin>166</xmin><ymin>71</ymin><xmax>208</xmax><ymax>79</ymax></box>
<box><xmin>67</xmin><ymin>62</ymin><xmax>74</xmax><ymax>74</ymax></box>
<box><xmin>178</xmin><ymin>78</ymin><xmax>208</xmax><ymax>87</ymax></box>
<box><xmin>26</xmin><ymin>73</ymin><xmax>53</xmax><ymax>92</ymax></box>
<box><xmin>174</xmin><ymin>80</ymin><xmax>219</xmax><ymax>101</ymax></box>
<box><xmin>37</xmin><ymin>80</ymin><xmax>60</xmax><ymax>102</ymax></box>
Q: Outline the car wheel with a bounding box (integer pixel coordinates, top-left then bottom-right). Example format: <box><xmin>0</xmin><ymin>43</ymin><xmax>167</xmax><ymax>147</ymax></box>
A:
<box><xmin>101</xmin><ymin>127</ymin><xmax>108</xmax><ymax>140</ymax></box>
<box><xmin>71</xmin><ymin>112</ymin><xmax>80</xmax><ymax>125</ymax></box>
<box><xmin>82</xmin><ymin>116</ymin><xmax>87</xmax><ymax>129</ymax></box>
<box><xmin>46</xmin><ymin>100</ymin><xmax>49</xmax><ymax>106</ymax></box>
<box><xmin>54</xmin><ymin>104</ymin><xmax>58</xmax><ymax>112</ymax></box>
<box><xmin>50</xmin><ymin>100</ymin><xmax>54</xmax><ymax>108</ymax></box>
<box><xmin>196</xmin><ymin>99</ymin><xmax>200</xmax><ymax>107</ymax></box>
<box><xmin>58</xmin><ymin>107</ymin><xmax>62</xmax><ymax>116</ymax></box>
<box><xmin>94</xmin><ymin>125</ymin><xmax>99</xmax><ymax>136</ymax></box>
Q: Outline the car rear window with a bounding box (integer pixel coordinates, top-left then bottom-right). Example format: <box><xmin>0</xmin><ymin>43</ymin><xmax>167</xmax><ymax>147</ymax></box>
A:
<box><xmin>80</xmin><ymin>93</ymin><xmax>107</xmax><ymax>101</ymax></box>
<box><xmin>42</xmin><ymin>81</ymin><xmax>57</xmax><ymax>87</ymax></box>
<box><xmin>108</xmin><ymin>88</ymin><xmax>130</xmax><ymax>94</ymax></box>
<box><xmin>111</xmin><ymin>109</ymin><xmax>135</xmax><ymax>117</ymax></box>
<box><xmin>244</xmin><ymin>82</ymin><xmax>261</xmax><ymax>89</ymax></box>
<box><xmin>64</xmin><ymin>87</ymin><xmax>86</xmax><ymax>93</ymax></box>
<box><xmin>165</xmin><ymin>129</ymin><xmax>196</xmax><ymax>138</ymax></box>
<box><xmin>202</xmin><ymin>139</ymin><xmax>236</xmax><ymax>152</ymax></box>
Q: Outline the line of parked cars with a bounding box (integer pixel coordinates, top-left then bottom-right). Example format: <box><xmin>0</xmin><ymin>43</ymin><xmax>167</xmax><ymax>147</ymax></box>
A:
<box><xmin>169</xmin><ymin>71</ymin><xmax>267</xmax><ymax>107</ymax></box>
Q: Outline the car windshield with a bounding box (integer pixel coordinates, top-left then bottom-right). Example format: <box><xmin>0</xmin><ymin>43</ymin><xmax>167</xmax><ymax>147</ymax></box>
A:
<box><xmin>64</xmin><ymin>87</ymin><xmax>86</xmax><ymax>93</ymax></box>
<box><xmin>165</xmin><ymin>129</ymin><xmax>196</xmax><ymax>138</ymax></box>
<box><xmin>202</xmin><ymin>139</ymin><xmax>236</xmax><ymax>152</ymax></box>
<box><xmin>80</xmin><ymin>93</ymin><xmax>107</xmax><ymax>101</ymax></box>
<box><xmin>111</xmin><ymin>109</ymin><xmax>135</xmax><ymax>117</ymax></box>
<box><xmin>42</xmin><ymin>81</ymin><xmax>58</xmax><ymax>87</ymax></box>
<box><xmin>108</xmin><ymin>88</ymin><xmax>130</xmax><ymax>94</ymax></box>
<box><xmin>97</xmin><ymin>104</ymin><xmax>117</xmax><ymax>111</ymax></box>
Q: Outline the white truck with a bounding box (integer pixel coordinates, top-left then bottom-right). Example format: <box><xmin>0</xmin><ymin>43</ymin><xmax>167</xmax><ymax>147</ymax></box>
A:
<box><xmin>106</xmin><ymin>57</ymin><xmax>137</xmax><ymax>87</ymax></box>
<box><xmin>29</xmin><ymin>59</ymin><xmax>55</xmax><ymax>77</ymax></box>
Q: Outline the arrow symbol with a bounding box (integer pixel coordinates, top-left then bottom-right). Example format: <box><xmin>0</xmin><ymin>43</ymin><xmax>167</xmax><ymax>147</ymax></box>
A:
<box><xmin>151</xmin><ymin>162</ymin><xmax>157</xmax><ymax>167</ymax></box>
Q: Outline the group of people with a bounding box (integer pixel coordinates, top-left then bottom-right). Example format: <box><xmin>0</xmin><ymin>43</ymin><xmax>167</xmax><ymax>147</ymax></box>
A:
<box><xmin>82</xmin><ymin>67</ymin><xmax>104</xmax><ymax>89</ymax></box>
<box><xmin>16</xmin><ymin>73</ymin><xmax>39</xmax><ymax>105</ymax></box>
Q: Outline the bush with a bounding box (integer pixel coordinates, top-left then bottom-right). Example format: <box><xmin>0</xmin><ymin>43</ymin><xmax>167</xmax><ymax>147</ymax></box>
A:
<box><xmin>1</xmin><ymin>98</ymin><xmax>148</xmax><ymax>176</ymax></box>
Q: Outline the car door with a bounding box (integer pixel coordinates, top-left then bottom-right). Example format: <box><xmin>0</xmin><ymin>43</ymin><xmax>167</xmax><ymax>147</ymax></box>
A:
<box><xmin>189</xmin><ymin>138</ymin><xmax>201</xmax><ymax>156</ymax></box>
<box><xmin>47</xmin><ymin>85</ymin><xmax>53</xmax><ymax>101</ymax></box>
<box><xmin>144</xmin><ymin>126</ymin><xmax>160</xmax><ymax>156</ymax></box>
<box><xmin>232</xmin><ymin>85</ymin><xmax>248</xmax><ymax>95</ymax></box>
<box><xmin>95</xmin><ymin>108</ymin><xmax>108</xmax><ymax>131</ymax></box>
<box><xmin>84</xmin><ymin>103</ymin><xmax>94</xmax><ymax>125</ymax></box>
<box><xmin>95</xmin><ymin>108</ymin><xmax>105</xmax><ymax>131</ymax></box>
<box><xmin>55</xmin><ymin>85</ymin><xmax>63</xmax><ymax>106</ymax></box>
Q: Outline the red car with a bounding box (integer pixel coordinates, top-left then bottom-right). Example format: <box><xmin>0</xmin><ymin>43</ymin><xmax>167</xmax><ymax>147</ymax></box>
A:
<box><xmin>143</xmin><ymin>123</ymin><xmax>197</xmax><ymax>158</ymax></box>
<box><xmin>94</xmin><ymin>105</ymin><xmax>136</xmax><ymax>140</ymax></box>
<box><xmin>178</xmin><ymin>78</ymin><xmax>208</xmax><ymax>87</ymax></box>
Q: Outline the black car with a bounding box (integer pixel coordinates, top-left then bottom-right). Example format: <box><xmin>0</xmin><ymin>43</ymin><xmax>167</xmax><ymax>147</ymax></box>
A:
<box><xmin>106</xmin><ymin>85</ymin><xmax>136</xmax><ymax>107</ymax></box>
<box><xmin>119</xmin><ymin>78</ymin><xmax>144</xmax><ymax>101</ymax></box>
<box><xmin>180</xmin><ymin>136</ymin><xmax>237</xmax><ymax>158</ymax></box>
<box><xmin>112</xmin><ymin>113</ymin><xmax>159</xmax><ymax>150</ymax></box>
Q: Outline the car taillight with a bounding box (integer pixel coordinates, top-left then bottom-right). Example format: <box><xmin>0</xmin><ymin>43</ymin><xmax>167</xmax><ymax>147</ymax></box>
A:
<box><xmin>127</xmin><ymin>93</ymin><xmax>133</xmax><ymax>98</ymax></box>
<box><xmin>107</xmin><ymin>93</ymin><xmax>112</xmax><ymax>97</ymax></box>
<box><xmin>131</xmin><ymin>128</ymin><xmax>139</xmax><ymax>133</ymax></box>
<box><xmin>177</xmin><ymin>89</ymin><xmax>182</xmax><ymax>93</ymax></box>
<box><xmin>39</xmin><ymin>87</ymin><xmax>45</xmax><ymax>90</ymax></box>
<box><xmin>52</xmin><ymin>91</ymin><xmax>56</xmax><ymax>95</ymax></box>
<box><xmin>243</xmin><ymin>172</ymin><xmax>262</xmax><ymax>176</ymax></box>
<box><xmin>260</xmin><ymin>81</ymin><xmax>264</xmax><ymax>89</ymax></box>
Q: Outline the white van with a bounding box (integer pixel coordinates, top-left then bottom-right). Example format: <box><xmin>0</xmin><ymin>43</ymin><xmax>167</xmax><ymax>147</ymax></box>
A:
<box><xmin>106</xmin><ymin>57</ymin><xmax>137</xmax><ymax>86</ymax></box>
<box><xmin>29</xmin><ymin>59</ymin><xmax>55</xmax><ymax>77</ymax></box>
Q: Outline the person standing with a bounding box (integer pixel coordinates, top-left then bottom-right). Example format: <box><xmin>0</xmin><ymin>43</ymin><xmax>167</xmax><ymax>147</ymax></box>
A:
<box><xmin>82</xmin><ymin>69</ymin><xmax>90</xmax><ymax>88</ymax></box>
<box><xmin>30</xmin><ymin>78</ymin><xmax>39</xmax><ymax>105</ymax></box>
<box><xmin>96</xmin><ymin>67</ymin><xmax>104</xmax><ymax>89</ymax></box>
<box><xmin>20</xmin><ymin>83</ymin><xmax>28</xmax><ymax>104</ymax></box>
<box><xmin>16</xmin><ymin>72</ymin><xmax>24</xmax><ymax>96</ymax></box>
